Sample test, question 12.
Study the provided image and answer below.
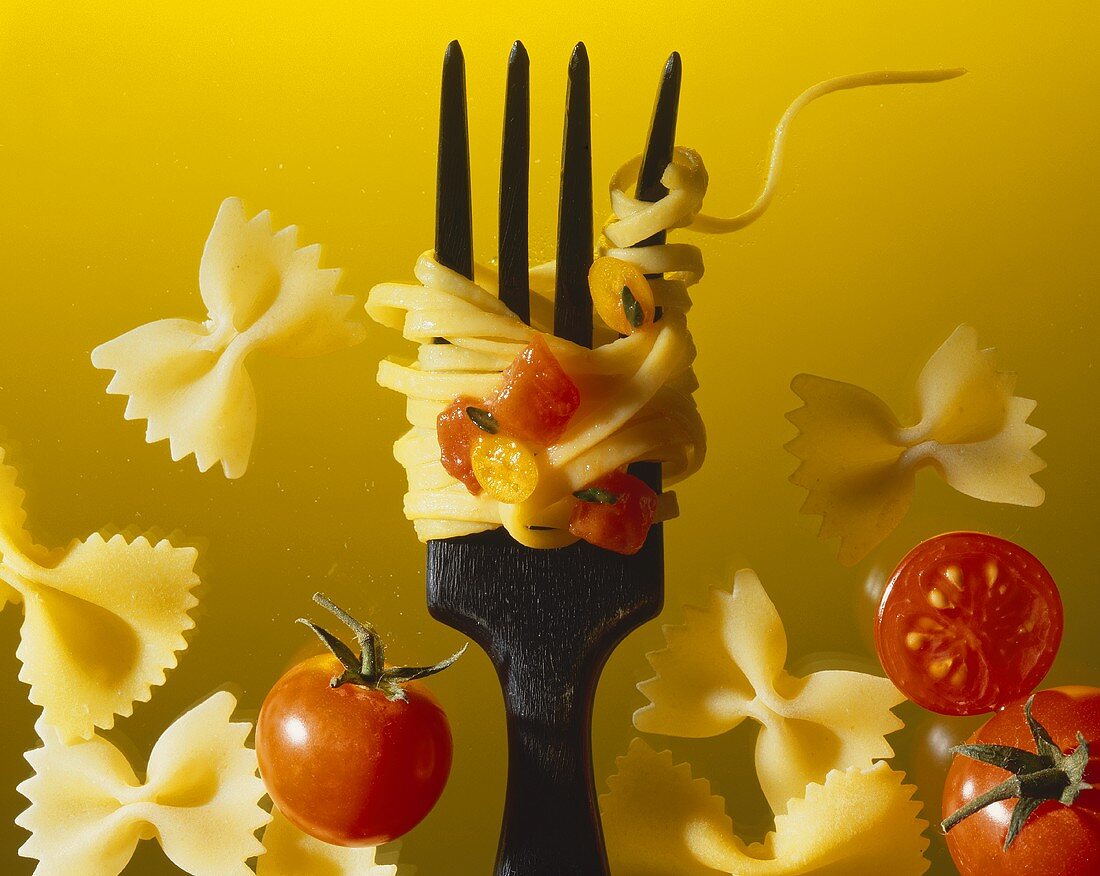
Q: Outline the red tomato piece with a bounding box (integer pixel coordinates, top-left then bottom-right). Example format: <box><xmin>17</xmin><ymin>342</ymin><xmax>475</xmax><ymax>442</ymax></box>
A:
<box><xmin>569</xmin><ymin>469</ymin><xmax>658</xmax><ymax>555</ymax></box>
<box><xmin>875</xmin><ymin>532</ymin><xmax>1063</xmax><ymax>716</ymax></box>
<box><xmin>489</xmin><ymin>335</ymin><xmax>580</xmax><ymax>446</ymax></box>
<box><xmin>942</xmin><ymin>686</ymin><xmax>1100</xmax><ymax>876</ymax></box>
<box><xmin>257</xmin><ymin>653</ymin><xmax>454</xmax><ymax>847</ymax></box>
<box><xmin>436</xmin><ymin>396</ymin><xmax>484</xmax><ymax>495</ymax></box>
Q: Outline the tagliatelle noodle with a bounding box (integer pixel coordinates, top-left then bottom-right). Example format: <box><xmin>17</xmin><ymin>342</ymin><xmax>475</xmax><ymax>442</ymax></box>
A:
<box><xmin>92</xmin><ymin>197</ymin><xmax>366</xmax><ymax>479</ymax></box>
<box><xmin>786</xmin><ymin>324</ymin><xmax>1046</xmax><ymax>565</ymax></box>
<box><xmin>257</xmin><ymin>807</ymin><xmax>414</xmax><ymax>876</ymax></box>
<box><xmin>599</xmin><ymin>739</ymin><xmax>930</xmax><ymax>876</ymax></box>
<box><xmin>0</xmin><ymin>445</ymin><xmax>199</xmax><ymax>744</ymax></box>
<box><xmin>15</xmin><ymin>691</ymin><xmax>270</xmax><ymax>876</ymax></box>
<box><xmin>369</xmin><ymin>69</ymin><xmax>962</xmax><ymax>545</ymax></box>
<box><xmin>635</xmin><ymin>569</ymin><xmax>904</xmax><ymax>813</ymax></box>
<box><xmin>368</xmin><ymin>254</ymin><xmax>701</xmax><ymax>545</ymax></box>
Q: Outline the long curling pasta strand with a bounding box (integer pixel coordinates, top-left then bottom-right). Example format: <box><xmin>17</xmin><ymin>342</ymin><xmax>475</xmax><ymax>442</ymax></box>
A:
<box><xmin>368</xmin><ymin>67</ymin><xmax>962</xmax><ymax>545</ymax></box>
<box><xmin>691</xmin><ymin>69</ymin><xmax>966</xmax><ymax>233</ymax></box>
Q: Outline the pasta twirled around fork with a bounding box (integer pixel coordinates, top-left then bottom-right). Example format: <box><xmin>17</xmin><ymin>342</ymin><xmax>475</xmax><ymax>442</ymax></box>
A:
<box><xmin>367</xmin><ymin>68</ymin><xmax>963</xmax><ymax>546</ymax></box>
<box><xmin>367</xmin><ymin>250</ymin><xmax>703</xmax><ymax>546</ymax></box>
<box><xmin>0</xmin><ymin>445</ymin><xmax>199</xmax><ymax>744</ymax></box>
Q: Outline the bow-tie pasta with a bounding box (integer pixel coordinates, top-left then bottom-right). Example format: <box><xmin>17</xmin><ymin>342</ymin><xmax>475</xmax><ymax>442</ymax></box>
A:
<box><xmin>635</xmin><ymin>569</ymin><xmax>904</xmax><ymax>813</ymax></box>
<box><xmin>0</xmin><ymin>446</ymin><xmax>198</xmax><ymax>744</ymax></box>
<box><xmin>92</xmin><ymin>197</ymin><xmax>366</xmax><ymax>479</ymax></box>
<box><xmin>786</xmin><ymin>324</ymin><xmax>1046</xmax><ymax>565</ymax></box>
<box><xmin>600</xmin><ymin>739</ymin><xmax>930</xmax><ymax>876</ymax></box>
<box><xmin>258</xmin><ymin>807</ymin><xmax>414</xmax><ymax>876</ymax></box>
<box><xmin>16</xmin><ymin>691</ymin><xmax>269</xmax><ymax>876</ymax></box>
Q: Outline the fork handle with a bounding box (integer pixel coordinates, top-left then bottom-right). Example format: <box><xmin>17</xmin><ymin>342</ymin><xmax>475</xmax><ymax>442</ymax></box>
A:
<box><xmin>494</xmin><ymin>654</ymin><xmax>608</xmax><ymax>875</ymax></box>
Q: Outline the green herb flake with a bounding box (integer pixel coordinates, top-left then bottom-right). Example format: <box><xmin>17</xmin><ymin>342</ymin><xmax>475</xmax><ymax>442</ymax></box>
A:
<box><xmin>621</xmin><ymin>286</ymin><xmax>645</xmax><ymax>328</ymax></box>
<box><xmin>465</xmin><ymin>406</ymin><xmax>500</xmax><ymax>434</ymax></box>
<box><xmin>574</xmin><ymin>486</ymin><xmax>620</xmax><ymax>504</ymax></box>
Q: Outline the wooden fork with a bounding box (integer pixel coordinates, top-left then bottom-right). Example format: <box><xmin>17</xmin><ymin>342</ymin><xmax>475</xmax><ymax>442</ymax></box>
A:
<box><xmin>428</xmin><ymin>40</ymin><xmax>680</xmax><ymax>875</ymax></box>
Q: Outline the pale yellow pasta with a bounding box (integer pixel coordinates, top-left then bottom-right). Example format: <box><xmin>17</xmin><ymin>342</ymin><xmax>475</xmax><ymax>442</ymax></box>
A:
<box><xmin>600</xmin><ymin>738</ymin><xmax>930</xmax><ymax>876</ymax></box>
<box><xmin>92</xmin><ymin>197</ymin><xmax>365</xmax><ymax>479</ymax></box>
<box><xmin>258</xmin><ymin>807</ymin><xmax>414</xmax><ymax>876</ymax></box>
<box><xmin>786</xmin><ymin>324</ymin><xmax>1046</xmax><ymax>565</ymax></box>
<box><xmin>368</xmin><ymin>252</ymin><xmax>701</xmax><ymax>545</ymax></box>
<box><xmin>16</xmin><ymin>691</ymin><xmax>270</xmax><ymax>876</ymax></box>
<box><xmin>369</xmin><ymin>69</ymin><xmax>961</xmax><ymax>545</ymax></box>
<box><xmin>635</xmin><ymin>569</ymin><xmax>904</xmax><ymax>813</ymax></box>
<box><xmin>0</xmin><ymin>445</ymin><xmax>198</xmax><ymax>744</ymax></box>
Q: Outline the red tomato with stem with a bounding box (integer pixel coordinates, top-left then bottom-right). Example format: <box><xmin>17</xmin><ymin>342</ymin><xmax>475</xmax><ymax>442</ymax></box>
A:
<box><xmin>490</xmin><ymin>335</ymin><xmax>580</xmax><ymax>446</ymax></box>
<box><xmin>569</xmin><ymin>469</ymin><xmax>658</xmax><ymax>555</ymax></box>
<box><xmin>875</xmin><ymin>532</ymin><xmax>1063</xmax><ymax>716</ymax></box>
<box><xmin>942</xmin><ymin>686</ymin><xmax>1100</xmax><ymax>875</ymax></box>
<box><xmin>257</xmin><ymin>594</ymin><xmax>464</xmax><ymax>846</ymax></box>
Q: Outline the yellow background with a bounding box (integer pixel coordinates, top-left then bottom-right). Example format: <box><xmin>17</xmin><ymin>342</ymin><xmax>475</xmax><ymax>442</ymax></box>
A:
<box><xmin>1</xmin><ymin>2</ymin><xmax>1097</xmax><ymax>873</ymax></box>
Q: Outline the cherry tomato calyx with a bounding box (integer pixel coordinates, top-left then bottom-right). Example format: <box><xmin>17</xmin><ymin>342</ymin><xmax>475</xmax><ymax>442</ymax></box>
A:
<box><xmin>942</xmin><ymin>695</ymin><xmax>1092</xmax><ymax>850</ymax></box>
<box><xmin>299</xmin><ymin>592</ymin><xmax>466</xmax><ymax>701</ymax></box>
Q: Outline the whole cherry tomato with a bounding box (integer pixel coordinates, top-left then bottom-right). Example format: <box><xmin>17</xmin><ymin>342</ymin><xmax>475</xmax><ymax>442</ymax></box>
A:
<box><xmin>257</xmin><ymin>594</ymin><xmax>464</xmax><ymax>847</ymax></box>
<box><xmin>875</xmin><ymin>532</ymin><xmax>1063</xmax><ymax>715</ymax></box>
<box><xmin>942</xmin><ymin>686</ymin><xmax>1100</xmax><ymax>875</ymax></box>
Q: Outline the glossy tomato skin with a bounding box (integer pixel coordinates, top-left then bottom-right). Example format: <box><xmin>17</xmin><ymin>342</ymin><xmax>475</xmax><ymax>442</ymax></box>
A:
<box><xmin>943</xmin><ymin>686</ymin><xmax>1100</xmax><ymax>876</ymax></box>
<box><xmin>876</xmin><ymin>532</ymin><xmax>1063</xmax><ymax>716</ymax></box>
<box><xmin>436</xmin><ymin>396</ymin><xmax>483</xmax><ymax>495</ymax></box>
<box><xmin>490</xmin><ymin>335</ymin><xmax>580</xmax><ymax>447</ymax></box>
<box><xmin>569</xmin><ymin>470</ymin><xmax>658</xmax><ymax>555</ymax></box>
<box><xmin>256</xmin><ymin>654</ymin><xmax>453</xmax><ymax>847</ymax></box>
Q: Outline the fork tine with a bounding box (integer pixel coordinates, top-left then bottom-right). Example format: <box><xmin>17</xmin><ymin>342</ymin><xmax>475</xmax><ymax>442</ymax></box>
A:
<box><xmin>436</xmin><ymin>40</ymin><xmax>474</xmax><ymax>280</ymax></box>
<box><xmin>498</xmin><ymin>41</ymin><xmax>531</xmax><ymax>325</ymax></box>
<box><xmin>553</xmin><ymin>43</ymin><xmax>594</xmax><ymax>347</ymax></box>
<box><xmin>627</xmin><ymin>53</ymin><xmax>681</xmax><ymax>493</ymax></box>
<box><xmin>635</xmin><ymin>52</ymin><xmax>682</xmax><ymax>242</ymax></box>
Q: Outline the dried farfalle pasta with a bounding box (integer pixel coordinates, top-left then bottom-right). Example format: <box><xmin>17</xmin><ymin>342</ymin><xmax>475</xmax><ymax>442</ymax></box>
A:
<box><xmin>16</xmin><ymin>691</ymin><xmax>270</xmax><ymax>876</ymax></box>
<box><xmin>599</xmin><ymin>738</ymin><xmax>930</xmax><ymax>876</ymax></box>
<box><xmin>257</xmin><ymin>807</ymin><xmax>414</xmax><ymax>876</ymax></box>
<box><xmin>635</xmin><ymin>569</ymin><xmax>904</xmax><ymax>813</ymax></box>
<box><xmin>92</xmin><ymin>197</ymin><xmax>365</xmax><ymax>478</ymax></box>
<box><xmin>786</xmin><ymin>324</ymin><xmax>1046</xmax><ymax>565</ymax></box>
<box><xmin>0</xmin><ymin>445</ymin><xmax>198</xmax><ymax>743</ymax></box>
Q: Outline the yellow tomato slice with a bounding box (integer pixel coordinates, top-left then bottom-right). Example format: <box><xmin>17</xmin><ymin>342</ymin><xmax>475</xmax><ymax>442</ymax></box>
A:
<box><xmin>588</xmin><ymin>256</ymin><xmax>655</xmax><ymax>335</ymax></box>
<box><xmin>470</xmin><ymin>434</ymin><xmax>539</xmax><ymax>504</ymax></box>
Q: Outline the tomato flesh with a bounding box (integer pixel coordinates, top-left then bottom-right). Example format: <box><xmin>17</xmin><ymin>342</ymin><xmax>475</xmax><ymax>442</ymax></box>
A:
<box><xmin>470</xmin><ymin>433</ymin><xmax>539</xmax><ymax>503</ymax></box>
<box><xmin>490</xmin><ymin>335</ymin><xmax>580</xmax><ymax>446</ymax></box>
<box><xmin>256</xmin><ymin>654</ymin><xmax>453</xmax><ymax>847</ymax></box>
<box><xmin>569</xmin><ymin>470</ymin><xmax>658</xmax><ymax>555</ymax></box>
<box><xmin>875</xmin><ymin>532</ymin><xmax>1063</xmax><ymax>716</ymax></box>
<box><xmin>588</xmin><ymin>255</ymin><xmax>656</xmax><ymax>335</ymax></box>
<box><xmin>436</xmin><ymin>396</ymin><xmax>484</xmax><ymax>495</ymax></box>
<box><xmin>943</xmin><ymin>686</ymin><xmax>1100</xmax><ymax>875</ymax></box>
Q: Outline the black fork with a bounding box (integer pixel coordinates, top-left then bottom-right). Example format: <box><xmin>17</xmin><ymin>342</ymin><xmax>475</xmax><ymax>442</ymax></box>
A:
<box><xmin>428</xmin><ymin>40</ymin><xmax>681</xmax><ymax>876</ymax></box>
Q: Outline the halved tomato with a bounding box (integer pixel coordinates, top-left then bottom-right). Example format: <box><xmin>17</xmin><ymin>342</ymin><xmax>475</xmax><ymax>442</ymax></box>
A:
<box><xmin>875</xmin><ymin>532</ymin><xmax>1063</xmax><ymax>716</ymax></box>
<box><xmin>588</xmin><ymin>256</ymin><xmax>656</xmax><ymax>334</ymax></box>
